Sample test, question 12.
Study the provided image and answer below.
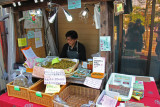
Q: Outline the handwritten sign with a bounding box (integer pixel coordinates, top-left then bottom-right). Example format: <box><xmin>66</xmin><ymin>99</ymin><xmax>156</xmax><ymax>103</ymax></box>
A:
<box><xmin>44</xmin><ymin>69</ymin><xmax>66</xmax><ymax>85</ymax></box>
<box><xmin>84</xmin><ymin>77</ymin><xmax>102</xmax><ymax>89</ymax></box>
<box><xmin>68</xmin><ymin>0</ymin><xmax>81</xmax><ymax>9</ymax></box>
<box><xmin>18</xmin><ymin>38</ymin><xmax>27</xmax><ymax>47</ymax></box>
<box><xmin>100</xmin><ymin>36</ymin><xmax>111</xmax><ymax>51</ymax></box>
<box><xmin>45</xmin><ymin>84</ymin><xmax>60</xmax><ymax>93</ymax></box>
<box><xmin>35</xmin><ymin>31</ymin><xmax>43</xmax><ymax>48</ymax></box>
<box><xmin>27</xmin><ymin>30</ymin><xmax>35</xmax><ymax>39</ymax></box>
<box><xmin>32</xmin><ymin>66</ymin><xmax>45</xmax><ymax>78</ymax></box>
<box><xmin>21</xmin><ymin>47</ymin><xmax>37</xmax><ymax>60</ymax></box>
<box><xmin>93</xmin><ymin>57</ymin><xmax>105</xmax><ymax>73</ymax></box>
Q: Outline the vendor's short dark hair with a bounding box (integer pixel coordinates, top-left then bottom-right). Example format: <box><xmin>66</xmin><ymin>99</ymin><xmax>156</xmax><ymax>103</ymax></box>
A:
<box><xmin>65</xmin><ymin>30</ymin><xmax>78</xmax><ymax>39</ymax></box>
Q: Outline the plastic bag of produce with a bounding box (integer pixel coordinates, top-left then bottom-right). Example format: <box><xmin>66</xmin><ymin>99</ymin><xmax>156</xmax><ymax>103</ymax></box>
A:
<box><xmin>27</xmin><ymin>74</ymin><xmax>33</xmax><ymax>87</ymax></box>
<box><xmin>13</xmin><ymin>69</ymin><xmax>29</xmax><ymax>87</ymax></box>
<box><xmin>91</xmin><ymin>52</ymin><xmax>101</xmax><ymax>57</ymax></box>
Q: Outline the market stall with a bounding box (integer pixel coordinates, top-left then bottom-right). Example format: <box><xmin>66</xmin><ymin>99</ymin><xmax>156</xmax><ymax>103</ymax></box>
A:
<box><xmin>0</xmin><ymin>0</ymin><xmax>159</xmax><ymax>107</ymax></box>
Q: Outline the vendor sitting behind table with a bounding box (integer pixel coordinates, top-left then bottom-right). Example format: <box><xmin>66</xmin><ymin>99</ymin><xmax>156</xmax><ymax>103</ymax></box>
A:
<box><xmin>60</xmin><ymin>30</ymin><xmax>86</xmax><ymax>61</ymax></box>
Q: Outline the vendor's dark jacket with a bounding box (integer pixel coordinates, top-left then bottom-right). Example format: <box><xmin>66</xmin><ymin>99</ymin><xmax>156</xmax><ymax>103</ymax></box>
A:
<box><xmin>60</xmin><ymin>41</ymin><xmax>86</xmax><ymax>61</ymax></box>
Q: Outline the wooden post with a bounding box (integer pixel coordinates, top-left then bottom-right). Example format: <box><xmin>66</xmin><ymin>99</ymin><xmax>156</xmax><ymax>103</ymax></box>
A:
<box><xmin>117</xmin><ymin>14</ymin><xmax>123</xmax><ymax>73</ymax></box>
<box><xmin>14</xmin><ymin>11</ymin><xmax>25</xmax><ymax>63</ymax></box>
<box><xmin>146</xmin><ymin>0</ymin><xmax>156</xmax><ymax>76</ymax></box>
<box><xmin>100</xmin><ymin>1</ymin><xmax>114</xmax><ymax>78</ymax></box>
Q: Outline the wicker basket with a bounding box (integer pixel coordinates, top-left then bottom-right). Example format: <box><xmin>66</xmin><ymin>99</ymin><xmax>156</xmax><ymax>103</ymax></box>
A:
<box><xmin>28</xmin><ymin>79</ymin><xmax>68</xmax><ymax>107</ymax></box>
<box><xmin>53</xmin><ymin>85</ymin><xmax>100</xmax><ymax>107</ymax></box>
<box><xmin>7</xmin><ymin>79</ymin><xmax>42</xmax><ymax>100</ymax></box>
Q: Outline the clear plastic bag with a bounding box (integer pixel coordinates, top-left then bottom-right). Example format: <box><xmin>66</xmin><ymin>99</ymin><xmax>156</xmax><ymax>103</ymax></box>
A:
<box><xmin>91</xmin><ymin>52</ymin><xmax>101</xmax><ymax>57</ymax></box>
<box><xmin>10</xmin><ymin>71</ymin><xmax>19</xmax><ymax>82</ymax></box>
<box><xmin>54</xmin><ymin>95</ymin><xmax>69</xmax><ymax>107</ymax></box>
<box><xmin>13</xmin><ymin>69</ymin><xmax>29</xmax><ymax>87</ymax></box>
<box><xmin>81</xmin><ymin>101</ymin><xmax>95</xmax><ymax>107</ymax></box>
<box><xmin>27</xmin><ymin>74</ymin><xmax>33</xmax><ymax>87</ymax></box>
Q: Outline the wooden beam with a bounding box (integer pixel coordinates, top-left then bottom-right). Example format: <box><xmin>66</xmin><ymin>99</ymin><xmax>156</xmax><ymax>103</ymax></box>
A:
<box><xmin>100</xmin><ymin>1</ymin><xmax>114</xmax><ymax>79</ymax></box>
<box><xmin>3</xmin><ymin>0</ymin><xmax>114</xmax><ymax>11</ymax></box>
<box><xmin>100</xmin><ymin>2</ymin><xmax>109</xmax><ymax>74</ymax></box>
<box><xmin>13</xmin><ymin>1</ymin><xmax>48</xmax><ymax>12</ymax></box>
<box><xmin>108</xmin><ymin>1</ymin><xmax>114</xmax><ymax>77</ymax></box>
<box><xmin>0</xmin><ymin>0</ymin><xmax>27</xmax><ymax>5</ymax></box>
<box><xmin>58</xmin><ymin>0</ymin><xmax>114</xmax><ymax>6</ymax></box>
<box><xmin>117</xmin><ymin>14</ymin><xmax>123</xmax><ymax>73</ymax></box>
<box><xmin>14</xmin><ymin>11</ymin><xmax>25</xmax><ymax>63</ymax></box>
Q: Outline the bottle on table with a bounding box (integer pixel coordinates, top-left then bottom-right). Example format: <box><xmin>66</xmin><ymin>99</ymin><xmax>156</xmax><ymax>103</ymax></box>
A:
<box><xmin>87</xmin><ymin>59</ymin><xmax>93</xmax><ymax>72</ymax></box>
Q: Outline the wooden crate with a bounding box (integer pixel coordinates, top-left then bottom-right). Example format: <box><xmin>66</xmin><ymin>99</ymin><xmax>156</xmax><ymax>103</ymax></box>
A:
<box><xmin>53</xmin><ymin>85</ymin><xmax>100</xmax><ymax>107</ymax></box>
<box><xmin>7</xmin><ymin>79</ymin><xmax>42</xmax><ymax>100</ymax></box>
<box><xmin>28</xmin><ymin>79</ymin><xmax>68</xmax><ymax>107</ymax></box>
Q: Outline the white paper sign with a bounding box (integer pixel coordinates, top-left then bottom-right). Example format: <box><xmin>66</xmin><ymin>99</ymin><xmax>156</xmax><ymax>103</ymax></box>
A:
<box><xmin>23</xmin><ymin>10</ymin><xmax>42</xmax><ymax>29</ymax></box>
<box><xmin>93</xmin><ymin>57</ymin><xmax>105</xmax><ymax>73</ymax></box>
<box><xmin>84</xmin><ymin>77</ymin><xmax>102</xmax><ymax>89</ymax></box>
<box><xmin>22</xmin><ymin>47</ymin><xmax>37</xmax><ymax>59</ymax></box>
<box><xmin>44</xmin><ymin>69</ymin><xmax>66</xmax><ymax>85</ymax></box>
<box><xmin>35</xmin><ymin>31</ymin><xmax>43</xmax><ymax>48</ymax></box>
<box><xmin>100</xmin><ymin>36</ymin><xmax>111</xmax><ymax>51</ymax></box>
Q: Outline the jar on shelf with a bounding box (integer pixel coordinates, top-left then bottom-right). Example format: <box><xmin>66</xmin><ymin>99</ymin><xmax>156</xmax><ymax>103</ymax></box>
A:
<box><xmin>87</xmin><ymin>59</ymin><xmax>93</xmax><ymax>72</ymax></box>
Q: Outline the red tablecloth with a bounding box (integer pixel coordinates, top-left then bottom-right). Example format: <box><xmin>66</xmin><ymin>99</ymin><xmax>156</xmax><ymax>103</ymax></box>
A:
<box><xmin>116</xmin><ymin>81</ymin><xmax>160</xmax><ymax>107</ymax></box>
<box><xmin>0</xmin><ymin>93</ymin><xmax>44</xmax><ymax>107</ymax></box>
<box><xmin>0</xmin><ymin>82</ymin><xmax>159</xmax><ymax>107</ymax></box>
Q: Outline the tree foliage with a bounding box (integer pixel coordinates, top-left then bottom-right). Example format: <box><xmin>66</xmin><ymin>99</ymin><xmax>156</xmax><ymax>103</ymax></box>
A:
<box><xmin>123</xmin><ymin>6</ymin><xmax>148</xmax><ymax>29</ymax></box>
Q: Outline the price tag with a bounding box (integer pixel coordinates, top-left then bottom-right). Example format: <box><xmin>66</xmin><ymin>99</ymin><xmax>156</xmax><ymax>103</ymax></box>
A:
<box><xmin>14</xmin><ymin>86</ymin><xmax>20</xmax><ymax>91</ymax></box>
<box><xmin>36</xmin><ymin>91</ymin><xmax>42</xmax><ymax>97</ymax></box>
<box><xmin>45</xmin><ymin>84</ymin><xmax>60</xmax><ymax>93</ymax></box>
<box><xmin>44</xmin><ymin>69</ymin><xmax>66</xmax><ymax>85</ymax></box>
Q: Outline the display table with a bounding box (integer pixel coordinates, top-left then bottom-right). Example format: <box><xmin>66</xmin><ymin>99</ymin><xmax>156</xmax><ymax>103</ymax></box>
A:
<box><xmin>0</xmin><ymin>76</ymin><xmax>159</xmax><ymax>107</ymax></box>
<box><xmin>116</xmin><ymin>76</ymin><xmax>160</xmax><ymax>107</ymax></box>
<box><xmin>0</xmin><ymin>93</ymin><xmax>44</xmax><ymax>107</ymax></box>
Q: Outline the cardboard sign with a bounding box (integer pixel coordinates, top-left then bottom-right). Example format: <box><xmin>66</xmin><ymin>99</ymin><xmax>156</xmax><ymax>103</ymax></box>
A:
<box><xmin>100</xmin><ymin>36</ymin><xmax>111</xmax><ymax>51</ymax></box>
<box><xmin>44</xmin><ymin>69</ymin><xmax>66</xmax><ymax>85</ymax></box>
<box><xmin>125</xmin><ymin>101</ymin><xmax>145</xmax><ymax>107</ymax></box>
<box><xmin>93</xmin><ymin>57</ymin><xmax>105</xmax><ymax>73</ymax></box>
<box><xmin>84</xmin><ymin>77</ymin><xmax>102</xmax><ymax>89</ymax></box>
<box><xmin>18</xmin><ymin>38</ymin><xmax>27</xmax><ymax>47</ymax></box>
<box><xmin>21</xmin><ymin>46</ymin><xmax>37</xmax><ymax>60</ymax></box>
<box><xmin>136</xmin><ymin>77</ymin><xmax>151</xmax><ymax>82</ymax></box>
<box><xmin>27</xmin><ymin>30</ymin><xmax>35</xmax><ymax>39</ymax></box>
<box><xmin>68</xmin><ymin>0</ymin><xmax>81</xmax><ymax>9</ymax></box>
<box><xmin>32</xmin><ymin>66</ymin><xmax>45</xmax><ymax>78</ymax></box>
<box><xmin>35</xmin><ymin>31</ymin><xmax>43</xmax><ymax>48</ymax></box>
<box><xmin>23</xmin><ymin>10</ymin><xmax>42</xmax><ymax>29</ymax></box>
<box><xmin>45</xmin><ymin>84</ymin><xmax>60</xmax><ymax>93</ymax></box>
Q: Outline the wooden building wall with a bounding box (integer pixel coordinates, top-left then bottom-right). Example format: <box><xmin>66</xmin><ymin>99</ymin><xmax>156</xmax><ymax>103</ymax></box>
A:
<box><xmin>58</xmin><ymin>4</ymin><xmax>99</xmax><ymax>59</ymax></box>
